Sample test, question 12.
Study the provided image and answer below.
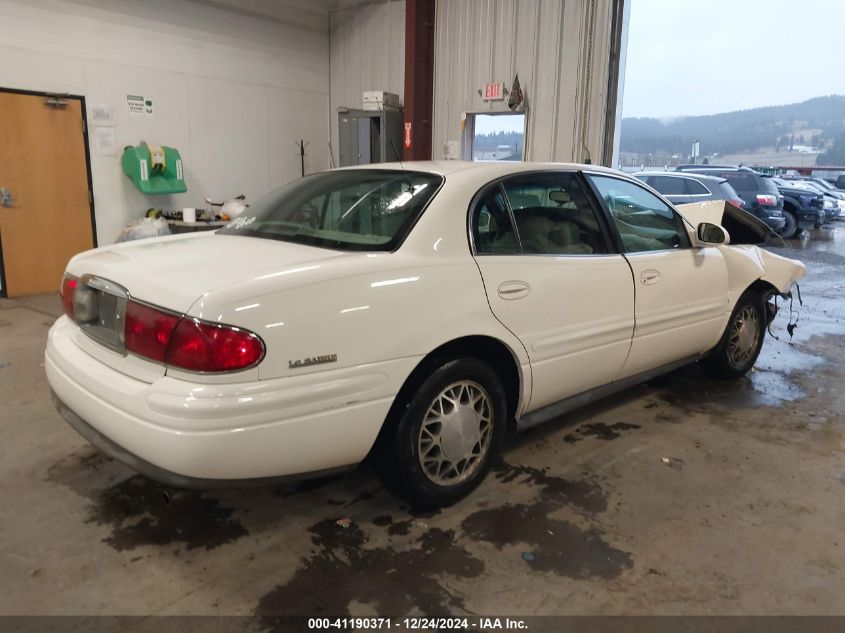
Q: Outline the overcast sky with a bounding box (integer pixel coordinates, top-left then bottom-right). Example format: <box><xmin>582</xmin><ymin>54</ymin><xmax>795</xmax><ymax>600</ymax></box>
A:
<box><xmin>622</xmin><ymin>0</ymin><xmax>845</xmax><ymax>119</ymax></box>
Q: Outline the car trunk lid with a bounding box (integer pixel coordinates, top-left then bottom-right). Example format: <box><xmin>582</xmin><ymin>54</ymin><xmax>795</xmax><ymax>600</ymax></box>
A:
<box><xmin>67</xmin><ymin>232</ymin><xmax>343</xmax><ymax>312</ymax></box>
<box><xmin>64</xmin><ymin>232</ymin><xmax>345</xmax><ymax>381</ymax></box>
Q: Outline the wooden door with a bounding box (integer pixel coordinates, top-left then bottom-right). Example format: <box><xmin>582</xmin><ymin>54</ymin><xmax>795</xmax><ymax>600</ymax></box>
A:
<box><xmin>0</xmin><ymin>91</ymin><xmax>94</xmax><ymax>297</ymax></box>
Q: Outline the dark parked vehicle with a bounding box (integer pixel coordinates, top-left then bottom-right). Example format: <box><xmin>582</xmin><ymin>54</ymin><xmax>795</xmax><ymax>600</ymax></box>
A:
<box><xmin>774</xmin><ymin>178</ymin><xmax>839</xmax><ymax>223</ymax></box>
<box><xmin>781</xmin><ymin>175</ymin><xmax>845</xmax><ymax>199</ymax></box>
<box><xmin>836</xmin><ymin>175</ymin><xmax>845</xmax><ymax>190</ymax></box>
<box><xmin>634</xmin><ymin>172</ymin><xmax>744</xmax><ymax>207</ymax></box>
<box><xmin>770</xmin><ymin>178</ymin><xmax>826</xmax><ymax>236</ymax></box>
<box><xmin>674</xmin><ymin>165</ymin><xmax>787</xmax><ymax>234</ymax></box>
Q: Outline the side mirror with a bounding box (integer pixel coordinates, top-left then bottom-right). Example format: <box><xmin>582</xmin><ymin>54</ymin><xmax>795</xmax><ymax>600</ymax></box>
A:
<box><xmin>696</xmin><ymin>222</ymin><xmax>729</xmax><ymax>245</ymax></box>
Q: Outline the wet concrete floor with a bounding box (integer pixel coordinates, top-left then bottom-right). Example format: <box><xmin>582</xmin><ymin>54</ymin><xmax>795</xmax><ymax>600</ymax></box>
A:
<box><xmin>0</xmin><ymin>228</ymin><xmax>843</xmax><ymax>617</ymax></box>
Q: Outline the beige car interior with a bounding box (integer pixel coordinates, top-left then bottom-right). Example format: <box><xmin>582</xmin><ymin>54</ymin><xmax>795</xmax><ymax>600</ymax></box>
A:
<box><xmin>514</xmin><ymin>210</ymin><xmax>594</xmax><ymax>254</ymax></box>
<box><xmin>476</xmin><ymin>183</ymin><xmax>607</xmax><ymax>255</ymax></box>
<box><xmin>509</xmin><ymin>190</ymin><xmax>595</xmax><ymax>255</ymax></box>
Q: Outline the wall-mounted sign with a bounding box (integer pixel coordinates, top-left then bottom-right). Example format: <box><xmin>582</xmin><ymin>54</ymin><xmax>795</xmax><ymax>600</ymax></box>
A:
<box><xmin>483</xmin><ymin>82</ymin><xmax>504</xmax><ymax>101</ymax></box>
<box><xmin>127</xmin><ymin>94</ymin><xmax>154</xmax><ymax>117</ymax></box>
<box><xmin>404</xmin><ymin>122</ymin><xmax>412</xmax><ymax>149</ymax></box>
<box><xmin>90</xmin><ymin>105</ymin><xmax>116</xmax><ymax>127</ymax></box>
<box><xmin>93</xmin><ymin>127</ymin><xmax>116</xmax><ymax>156</ymax></box>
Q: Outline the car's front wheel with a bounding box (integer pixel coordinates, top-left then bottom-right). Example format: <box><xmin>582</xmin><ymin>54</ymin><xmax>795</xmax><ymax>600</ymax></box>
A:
<box><xmin>700</xmin><ymin>290</ymin><xmax>766</xmax><ymax>380</ymax></box>
<box><xmin>375</xmin><ymin>358</ymin><xmax>507</xmax><ymax>508</ymax></box>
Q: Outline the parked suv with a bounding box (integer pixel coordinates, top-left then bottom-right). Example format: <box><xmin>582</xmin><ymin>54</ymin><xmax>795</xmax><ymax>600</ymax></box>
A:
<box><xmin>634</xmin><ymin>172</ymin><xmax>743</xmax><ymax>207</ymax></box>
<box><xmin>770</xmin><ymin>178</ymin><xmax>826</xmax><ymax>235</ymax></box>
<box><xmin>675</xmin><ymin>166</ymin><xmax>787</xmax><ymax>234</ymax></box>
<box><xmin>776</xmin><ymin>177</ymin><xmax>842</xmax><ymax>221</ymax></box>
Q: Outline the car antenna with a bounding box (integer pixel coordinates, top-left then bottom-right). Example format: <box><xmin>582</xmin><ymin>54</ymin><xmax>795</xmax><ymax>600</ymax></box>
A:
<box><xmin>390</xmin><ymin>140</ymin><xmax>413</xmax><ymax>191</ymax></box>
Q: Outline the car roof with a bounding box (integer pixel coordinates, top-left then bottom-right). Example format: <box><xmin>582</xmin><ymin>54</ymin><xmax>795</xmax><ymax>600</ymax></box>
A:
<box><xmin>634</xmin><ymin>171</ymin><xmax>726</xmax><ymax>183</ymax></box>
<box><xmin>334</xmin><ymin>160</ymin><xmax>623</xmax><ymax>178</ymax></box>
<box><xmin>676</xmin><ymin>164</ymin><xmax>763</xmax><ymax>174</ymax></box>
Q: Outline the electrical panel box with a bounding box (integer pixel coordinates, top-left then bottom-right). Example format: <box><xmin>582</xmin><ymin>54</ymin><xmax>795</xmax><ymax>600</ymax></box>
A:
<box><xmin>338</xmin><ymin>109</ymin><xmax>404</xmax><ymax>167</ymax></box>
<box><xmin>362</xmin><ymin>91</ymin><xmax>400</xmax><ymax>111</ymax></box>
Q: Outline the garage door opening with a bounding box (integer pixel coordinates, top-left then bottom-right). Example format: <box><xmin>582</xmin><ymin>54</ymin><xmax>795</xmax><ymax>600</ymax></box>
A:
<box><xmin>465</xmin><ymin>112</ymin><xmax>526</xmax><ymax>162</ymax></box>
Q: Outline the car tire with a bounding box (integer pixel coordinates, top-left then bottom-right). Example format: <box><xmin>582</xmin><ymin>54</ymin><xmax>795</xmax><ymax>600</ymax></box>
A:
<box><xmin>374</xmin><ymin>357</ymin><xmax>507</xmax><ymax>508</ymax></box>
<box><xmin>779</xmin><ymin>210</ymin><xmax>798</xmax><ymax>239</ymax></box>
<box><xmin>700</xmin><ymin>290</ymin><xmax>766</xmax><ymax>380</ymax></box>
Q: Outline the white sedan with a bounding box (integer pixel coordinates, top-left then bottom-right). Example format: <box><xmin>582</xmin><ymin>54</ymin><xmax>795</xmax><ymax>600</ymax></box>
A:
<box><xmin>46</xmin><ymin>162</ymin><xmax>806</xmax><ymax>507</ymax></box>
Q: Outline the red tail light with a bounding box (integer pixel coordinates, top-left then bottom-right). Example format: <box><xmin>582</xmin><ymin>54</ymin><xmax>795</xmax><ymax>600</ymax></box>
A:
<box><xmin>756</xmin><ymin>194</ymin><xmax>777</xmax><ymax>206</ymax></box>
<box><xmin>61</xmin><ymin>275</ymin><xmax>78</xmax><ymax>319</ymax></box>
<box><xmin>125</xmin><ymin>301</ymin><xmax>180</xmax><ymax>363</ymax></box>
<box><xmin>166</xmin><ymin>318</ymin><xmax>265</xmax><ymax>372</ymax></box>
<box><xmin>124</xmin><ymin>300</ymin><xmax>264</xmax><ymax>372</ymax></box>
<box><xmin>729</xmin><ymin>199</ymin><xmax>744</xmax><ymax>209</ymax></box>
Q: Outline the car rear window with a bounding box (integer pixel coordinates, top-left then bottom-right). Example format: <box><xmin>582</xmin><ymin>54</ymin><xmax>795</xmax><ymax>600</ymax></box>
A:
<box><xmin>219</xmin><ymin>169</ymin><xmax>443</xmax><ymax>251</ymax></box>
<box><xmin>758</xmin><ymin>175</ymin><xmax>779</xmax><ymax>195</ymax></box>
<box><xmin>717</xmin><ymin>172</ymin><xmax>757</xmax><ymax>192</ymax></box>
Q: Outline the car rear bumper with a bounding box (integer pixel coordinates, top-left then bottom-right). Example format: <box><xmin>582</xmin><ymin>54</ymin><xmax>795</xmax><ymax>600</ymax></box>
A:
<box><xmin>760</xmin><ymin>215</ymin><xmax>786</xmax><ymax>231</ymax></box>
<box><xmin>46</xmin><ymin>316</ymin><xmax>414</xmax><ymax>484</ymax></box>
<box><xmin>50</xmin><ymin>391</ymin><xmax>353</xmax><ymax>488</ymax></box>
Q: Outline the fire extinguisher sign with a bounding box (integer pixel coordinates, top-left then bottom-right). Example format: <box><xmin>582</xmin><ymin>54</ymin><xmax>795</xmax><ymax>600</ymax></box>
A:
<box><xmin>404</xmin><ymin>122</ymin><xmax>412</xmax><ymax>149</ymax></box>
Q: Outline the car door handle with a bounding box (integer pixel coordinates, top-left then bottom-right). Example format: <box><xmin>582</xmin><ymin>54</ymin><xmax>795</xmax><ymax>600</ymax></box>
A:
<box><xmin>497</xmin><ymin>280</ymin><xmax>531</xmax><ymax>300</ymax></box>
<box><xmin>640</xmin><ymin>269</ymin><xmax>661</xmax><ymax>285</ymax></box>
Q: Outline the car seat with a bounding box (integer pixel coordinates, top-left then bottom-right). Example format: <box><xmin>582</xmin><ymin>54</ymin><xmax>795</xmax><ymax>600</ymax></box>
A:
<box><xmin>516</xmin><ymin>210</ymin><xmax>593</xmax><ymax>255</ymax></box>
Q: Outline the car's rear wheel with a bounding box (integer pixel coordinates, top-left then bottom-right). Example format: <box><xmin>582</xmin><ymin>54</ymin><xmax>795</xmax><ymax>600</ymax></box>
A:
<box><xmin>700</xmin><ymin>290</ymin><xmax>766</xmax><ymax>380</ymax></box>
<box><xmin>374</xmin><ymin>358</ymin><xmax>507</xmax><ymax>508</ymax></box>
<box><xmin>780</xmin><ymin>210</ymin><xmax>798</xmax><ymax>239</ymax></box>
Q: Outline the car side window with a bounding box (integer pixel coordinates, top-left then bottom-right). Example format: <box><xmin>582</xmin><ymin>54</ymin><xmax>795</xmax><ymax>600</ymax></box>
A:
<box><xmin>471</xmin><ymin>185</ymin><xmax>519</xmax><ymax>254</ymax></box>
<box><xmin>588</xmin><ymin>175</ymin><xmax>692</xmax><ymax>253</ymax></box>
<box><xmin>686</xmin><ymin>179</ymin><xmax>709</xmax><ymax>195</ymax></box>
<box><xmin>650</xmin><ymin>175</ymin><xmax>687</xmax><ymax>196</ymax></box>
<box><xmin>502</xmin><ymin>172</ymin><xmax>610</xmax><ymax>255</ymax></box>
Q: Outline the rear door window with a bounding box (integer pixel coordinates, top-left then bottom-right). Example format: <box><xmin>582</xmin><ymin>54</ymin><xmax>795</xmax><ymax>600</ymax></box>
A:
<box><xmin>650</xmin><ymin>176</ymin><xmax>687</xmax><ymax>196</ymax></box>
<box><xmin>501</xmin><ymin>172</ymin><xmax>612</xmax><ymax>255</ymax></box>
<box><xmin>471</xmin><ymin>186</ymin><xmax>519</xmax><ymax>254</ymax></box>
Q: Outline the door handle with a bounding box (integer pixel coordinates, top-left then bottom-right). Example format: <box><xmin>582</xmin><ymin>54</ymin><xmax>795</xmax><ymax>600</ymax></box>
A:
<box><xmin>0</xmin><ymin>188</ymin><xmax>12</xmax><ymax>208</ymax></box>
<box><xmin>640</xmin><ymin>269</ymin><xmax>660</xmax><ymax>285</ymax></box>
<box><xmin>497</xmin><ymin>280</ymin><xmax>531</xmax><ymax>300</ymax></box>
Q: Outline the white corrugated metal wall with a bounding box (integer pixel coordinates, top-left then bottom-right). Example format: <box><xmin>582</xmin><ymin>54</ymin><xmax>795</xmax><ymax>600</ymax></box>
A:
<box><xmin>328</xmin><ymin>0</ymin><xmax>623</xmax><ymax>166</ymax></box>
<box><xmin>329</xmin><ymin>0</ymin><xmax>406</xmax><ymax>166</ymax></box>
<box><xmin>433</xmin><ymin>0</ymin><xmax>619</xmax><ymax>165</ymax></box>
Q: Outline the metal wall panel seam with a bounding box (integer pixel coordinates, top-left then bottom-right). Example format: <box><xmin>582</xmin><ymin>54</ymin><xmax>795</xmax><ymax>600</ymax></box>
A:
<box><xmin>550</xmin><ymin>0</ymin><xmax>566</xmax><ymax>161</ymax></box>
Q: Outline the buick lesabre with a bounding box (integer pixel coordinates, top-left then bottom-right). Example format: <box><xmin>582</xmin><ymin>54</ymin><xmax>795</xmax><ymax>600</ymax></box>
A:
<box><xmin>46</xmin><ymin>162</ymin><xmax>806</xmax><ymax>506</ymax></box>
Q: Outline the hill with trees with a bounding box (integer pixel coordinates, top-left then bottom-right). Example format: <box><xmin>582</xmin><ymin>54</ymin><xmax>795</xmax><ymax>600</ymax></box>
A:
<box><xmin>620</xmin><ymin>95</ymin><xmax>845</xmax><ymax>159</ymax></box>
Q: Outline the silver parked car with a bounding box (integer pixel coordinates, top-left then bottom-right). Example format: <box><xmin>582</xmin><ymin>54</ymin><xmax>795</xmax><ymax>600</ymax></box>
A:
<box><xmin>634</xmin><ymin>172</ymin><xmax>745</xmax><ymax>208</ymax></box>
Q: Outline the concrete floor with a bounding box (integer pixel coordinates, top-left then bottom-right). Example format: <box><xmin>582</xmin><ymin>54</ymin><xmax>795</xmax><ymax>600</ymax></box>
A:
<box><xmin>1</xmin><ymin>229</ymin><xmax>843</xmax><ymax>618</ymax></box>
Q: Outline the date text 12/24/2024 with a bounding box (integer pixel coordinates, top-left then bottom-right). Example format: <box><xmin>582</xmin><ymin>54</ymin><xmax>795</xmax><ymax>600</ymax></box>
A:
<box><xmin>307</xmin><ymin>617</ymin><xmax>528</xmax><ymax>630</ymax></box>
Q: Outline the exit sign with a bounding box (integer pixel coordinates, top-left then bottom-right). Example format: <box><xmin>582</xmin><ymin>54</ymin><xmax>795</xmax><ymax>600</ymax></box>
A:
<box><xmin>483</xmin><ymin>82</ymin><xmax>504</xmax><ymax>101</ymax></box>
